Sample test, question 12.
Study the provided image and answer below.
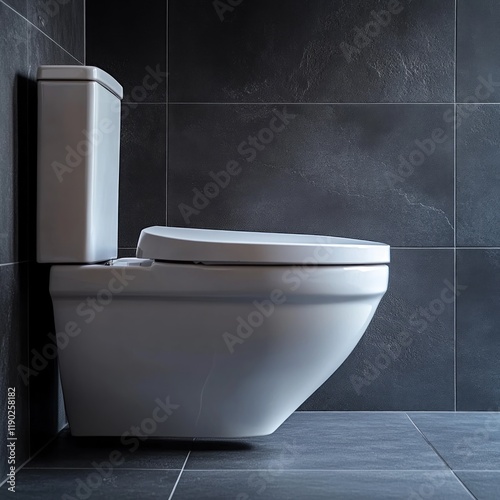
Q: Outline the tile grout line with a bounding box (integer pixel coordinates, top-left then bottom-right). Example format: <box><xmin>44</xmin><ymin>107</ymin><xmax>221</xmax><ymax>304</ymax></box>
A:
<box><xmin>20</xmin><ymin>467</ymin><xmax>498</xmax><ymax>472</ymax></box>
<box><xmin>453</xmin><ymin>0</ymin><xmax>458</xmax><ymax>413</ymax></box>
<box><xmin>167</xmin><ymin>102</ymin><xmax>500</xmax><ymax>105</ymax></box>
<box><xmin>405</xmin><ymin>414</ymin><xmax>478</xmax><ymax>499</ymax></box>
<box><xmin>293</xmin><ymin>410</ymin><xmax>500</xmax><ymax>414</ymax></box>
<box><xmin>83</xmin><ymin>0</ymin><xmax>86</xmax><ymax>65</ymax></box>
<box><xmin>26</xmin><ymin>6</ymin><xmax>31</xmax><ymax>461</ymax></box>
<box><xmin>167</xmin><ymin>451</ymin><xmax>191</xmax><ymax>500</ymax></box>
<box><xmin>454</xmin><ymin>0</ymin><xmax>458</xmax><ymax>105</ymax></box>
<box><xmin>166</xmin><ymin>0</ymin><xmax>169</xmax><ymax>226</ymax></box>
<box><xmin>23</xmin><ymin>467</ymin><xmax>185</xmax><ymax>471</ymax></box>
<box><xmin>0</xmin><ymin>0</ymin><xmax>83</xmax><ymax>65</ymax></box>
<box><xmin>454</xmin><ymin>103</ymin><xmax>457</xmax><ymax>412</ymax></box>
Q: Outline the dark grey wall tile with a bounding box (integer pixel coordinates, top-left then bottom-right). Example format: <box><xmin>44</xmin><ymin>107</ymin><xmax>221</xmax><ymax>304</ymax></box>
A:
<box><xmin>27</xmin><ymin>263</ymin><xmax>64</xmax><ymax>453</ymax></box>
<box><xmin>119</xmin><ymin>104</ymin><xmax>166</xmax><ymax>248</ymax></box>
<box><xmin>2</xmin><ymin>0</ymin><xmax>27</xmax><ymax>17</ymax></box>
<box><xmin>457</xmin><ymin>250</ymin><xmax>500</xmax><ymax>411</ymax></box>
<box><xmin>118</xmin><ymin>248</ymin><xmax>137</xmax><ymax>258</ymax></box>
<box><xmin>301</xmin><ymin>249</ymin><xmax>455</xmax><ymax>411</ymax></box>
<box><xmin>0</xmin><ymin>0</ymin><xmax>83</xmax><ymax>482</ymax></box>
<box><xmin>457</xmin><ymin>0</ymin><xmax>500</xmax><ymax>103</ymax></box>
<box><xmin>87</xmin><ymin>0</ymin><xmax>167</xmax><ymax>103</ymax></box>
<box><xmin>28</xmin><ymin>24</ymin><xmax>80</xmax><ymax>74</ymax></box>
<box><xmin>457</xmin><ymin>105</ymin><xmax>500</xmax><ymax>246</ymax></box>
<box><xmin>169</xmin><ymin>0</ymin><xmax>454</xmax><ymax>103</ymax></box>
<box><xmin>0</xmin><ymin>264</ymin><xmax>29</xmax><ymax>483</ymax></box>
<box><xmin>0</xmin><ymin>2</ymin><xmax>28</xmax><ymax>264</ymax></box>
<box><xmin>28</xmin><ymin>0</ymin><xmax>84</xmax><ymax>62</ymax></box>
<box><xmin>168</xmin><ymin>104</ymin><xmax>454</xmax><ymax>247</ymax></box>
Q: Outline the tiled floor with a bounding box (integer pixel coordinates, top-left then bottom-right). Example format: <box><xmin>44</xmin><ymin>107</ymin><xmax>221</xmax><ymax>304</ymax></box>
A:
<box><xmin>1</xmin><ymin>412</ymin><xmax>499</xmax><ymax>499</ymax></box>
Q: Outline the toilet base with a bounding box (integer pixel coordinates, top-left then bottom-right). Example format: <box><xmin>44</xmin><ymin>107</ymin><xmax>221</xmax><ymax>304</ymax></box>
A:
<box><xmin>51</xmin><ymin>260</ymin><xmax>388</xmax><ymax>438</ymax></box>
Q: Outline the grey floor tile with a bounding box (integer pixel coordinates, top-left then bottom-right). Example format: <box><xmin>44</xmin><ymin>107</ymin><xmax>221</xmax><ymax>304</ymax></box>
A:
<box><xmin>186</xmin><ymin>413</ymin><xmax>446</xmax><ymax>471</ymax></box>
<box><xmin>27</xmin><ymin>429</ymin><xmax>190</xmax><ymax>470</ymax></box>
<box><xmin>408</xmin><ymin>413</ymin><xmax>500</xmax><ymax>470</ymax></box>
<box><xmin>0</xmin><ymin>469</ymin><xmax>179</xmax><ymax>499</ymax></box>
<box><xmin>172</xmin><ymin>470</ymin><xmax>473</xmax><ymax>500</ymax></box>
<box><xmin>455</xmin><ymin>471</ymin><xmax>500</xmax><ymax>500</ymax></box>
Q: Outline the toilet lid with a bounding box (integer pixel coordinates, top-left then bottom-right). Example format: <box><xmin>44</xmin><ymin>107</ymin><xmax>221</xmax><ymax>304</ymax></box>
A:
<box><xmin>136</xmin><ymin>226</ymin><xmax>390</xmax><ymax>265</ymax></box>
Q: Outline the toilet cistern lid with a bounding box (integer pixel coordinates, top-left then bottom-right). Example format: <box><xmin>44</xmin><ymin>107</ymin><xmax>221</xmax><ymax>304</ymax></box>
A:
<box><xmin>37</xmin><ymin>65</ymin><xmax>123</xmax><ymax>99</ymax></box>
<box><xmin>136</xmin><ymin>226</ymin><xmax>390</xmax><ymax>265</ymax></box>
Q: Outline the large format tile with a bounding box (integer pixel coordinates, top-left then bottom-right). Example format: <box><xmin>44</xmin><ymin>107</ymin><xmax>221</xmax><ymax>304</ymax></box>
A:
<box><xmin>0</xmin><ymin>469</ymin><xmax>179</xmax><ymax>499</ymax></box>
<box><xmin>2</xmin><ymin>0</ymin><xmax>27</xmax><ymax>17</ymax></box>
<box><xmin>301</xmin><ymin>249</ymin><xmax>455</xmax><ymax>411</ymax></box>
<box><xmin>169</xmin><ymin>0</ymin><xmax>454</xmax><ymax>103</ymax></box>
<box><xmin>455</xmin><ymin>471</ymin><xmax>500</xmax><ymax>500</ymax></box>
<box><xmin>173</xmin><ymin>470</ymin><xmax>472</xmax><ymax>500</ymax></box>
<box><xmin>27</xmin><ymin>429</ymin><xmax>190</xmax><ymax>469</ymax></box>
<box><xmin>168</xmin><ymin>104</ymin><xmax>454</xmax><ymax>247</ymax></box>
<box><xmin>28</xmin><ymin>0</ymin><xmax>84</xmax><ymax>62</ymax></box>
<box><xmin>408</xmin><ymin>413</ymin><xmax>500</xmax><ymax>470</ymax></box>
<box><xmin>28</xmin><ymin>23</ymin><xmax>80</xmax><ymax>77</ymax></box>
<box><xmin>456</xmin><ymin>250</ymin><xmax>500</xmax><ymax>410</ymax></box>
<box><xmin>457</xmin><ymin>0</ymin><xmax>500</xmax><ymax>103</ymax></box>
<box><xmin>0</xmin><ymin>2</ymin><xmax>28</xmax><ymax>264</ymax></box>
<box><xmin>186</xmin><ymin>413</ymin><xmax>446</xmax><ymax>470</ymax></box>
<box><xmin>0</xmin><ymin>264</ymin><xmax>29</xmax><ymax>483</ymax></box>
<box><xmin>86</xmin><ymin>0</ymin><xmax>167</xmax><ymax>102</ymax></box>
<box><xmin>119</xmin><ymin>103</ymin><xmax>166</xmax><ymax>248</ymax></box>
<box><xmin>457</xmin><ymin>105</ymin><xmax>500</xmax><ymax>246</ymax></box>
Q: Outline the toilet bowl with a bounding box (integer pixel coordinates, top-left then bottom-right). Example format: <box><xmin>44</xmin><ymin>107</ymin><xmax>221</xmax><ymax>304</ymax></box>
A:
<box><xmin>37</xmin><ymin>66</ymin><xmax>390</xmax><ymax>438</ymax></box>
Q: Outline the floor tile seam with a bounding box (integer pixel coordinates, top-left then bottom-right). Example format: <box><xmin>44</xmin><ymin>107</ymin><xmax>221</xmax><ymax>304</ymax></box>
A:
<box><xmin>167</xmin><ymin>450</ymin><xmax>191</xmax><ymax>500</ymax></box>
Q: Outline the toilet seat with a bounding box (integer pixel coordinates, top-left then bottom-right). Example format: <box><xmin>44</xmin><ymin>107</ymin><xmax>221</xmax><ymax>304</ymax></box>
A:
<box><xmin>136</xmin><ymin>226</ymin><xmax>390</xmax><ymax>265</ymax></box>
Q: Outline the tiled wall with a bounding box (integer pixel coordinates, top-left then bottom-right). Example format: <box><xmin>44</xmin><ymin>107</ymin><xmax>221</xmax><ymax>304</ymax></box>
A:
<box><xmin>0</xmin><ymin>0</ymin><xmax>84</xmax><ymax>483</ymax></box>
<box><xmin>92</xmin><ymin>0</ymin><xmax>499</xmax><ymax>415</ymax></box>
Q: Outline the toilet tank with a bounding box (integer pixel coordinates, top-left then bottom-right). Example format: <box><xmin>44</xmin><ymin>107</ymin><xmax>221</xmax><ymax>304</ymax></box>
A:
<box><xmin>37</xmin><ymin>66</ymin><xmax>123</xmax><ymax>263</ymax></box>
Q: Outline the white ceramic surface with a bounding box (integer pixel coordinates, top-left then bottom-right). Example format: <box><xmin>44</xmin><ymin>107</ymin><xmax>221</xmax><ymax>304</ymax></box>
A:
<box><xmin>37</xmin><ymin>65</ymin><xmax>391</xmax><ymax>438</ymax></box>
<box><xmin>51</xmin><ymin>259</ymin><xmax>389</xmax><ymax>438</ymax></box>
<box><xmin>37</xmin><ymin>69</ymin><xmax>121</xmax><ymax>263</ymax></box>
<box><xmin>137</xmin><ymin>226</ymin><xmax>390</xmax><ymax>265</ymax></box>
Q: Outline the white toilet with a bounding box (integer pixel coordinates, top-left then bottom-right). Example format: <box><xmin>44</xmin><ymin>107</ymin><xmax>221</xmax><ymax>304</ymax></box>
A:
<box><xmin>37</xmin><ymin>66</ymin><xmax>390</xmax><ymax>438</ymax></box>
